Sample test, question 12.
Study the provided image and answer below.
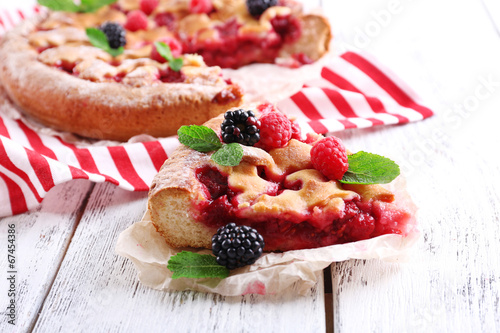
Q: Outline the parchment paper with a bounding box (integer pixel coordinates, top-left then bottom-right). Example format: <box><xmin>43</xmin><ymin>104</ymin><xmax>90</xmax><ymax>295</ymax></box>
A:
<box><xmin>115</xmin><ymin>177</ymin><xmax>419</xmax><ymax>296</ymax></box>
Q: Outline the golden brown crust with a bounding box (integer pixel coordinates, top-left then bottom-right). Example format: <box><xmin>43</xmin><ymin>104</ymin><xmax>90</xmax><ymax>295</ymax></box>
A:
<box><xmin>280</xmin><ymin>13</ymin><xmax>332</xmax><ymax>61</ymax></box>
<box><xmin>0</xmin><ymin>18</ymin><xmax>242</xmax><ymax>141</ymax></box>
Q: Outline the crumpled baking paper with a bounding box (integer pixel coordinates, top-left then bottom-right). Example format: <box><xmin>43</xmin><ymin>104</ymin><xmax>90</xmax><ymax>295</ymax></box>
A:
<box><xmin>115</xmin><ymin>178</ymin><xmax>419</xmax><ymax>296</ymax></box>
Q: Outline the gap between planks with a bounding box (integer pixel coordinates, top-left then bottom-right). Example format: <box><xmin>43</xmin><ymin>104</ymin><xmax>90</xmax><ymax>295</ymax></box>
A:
<box><xmin>324</xmin><ymin>265</ymin><xmax>334</xmax><ymax>333</ymax></box>
<box><xmin>27</xmin><ymin>183</ymin><xmax>96</xmax><ymax>333</ymax></box>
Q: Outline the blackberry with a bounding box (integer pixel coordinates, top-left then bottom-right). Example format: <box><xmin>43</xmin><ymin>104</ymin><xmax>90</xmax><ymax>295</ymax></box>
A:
<box><xmin>246</xmin><ymin>0</ymin><xmax>278</xmax><ymax>17</ymax></box>
<box><xmin>99</xmin><ymin>22</ymin><xmax>127</xmax><ymax>49</ymax></box>
<box><xmin>220</xmin><ymin>109</ymin><xmax>261</xmax><ymax>146</ymax></box>
<box><xmin>212</xmin><ymin>223</ymin><xmax>265</xmax><ymax>270</ymax></box>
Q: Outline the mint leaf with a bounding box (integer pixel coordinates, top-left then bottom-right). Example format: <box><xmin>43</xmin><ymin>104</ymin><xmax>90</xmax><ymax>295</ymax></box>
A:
<box><xmin>177</xmin><ymin>125</ymin><xmax>244</xmax><ymax>167</ymax></box>
<box><xmin>38</xmin><ymin>0</ymin><xmax>117</xmax><ymax>12</ymax></box>
<box><xmin>86</xmin><ymin>28</ymin><xmax>108</xmax><ymax>49</ymax></box>
<box><xmin>168</xmin><ymin>251</ymin><xmax>230</xmax><ymax>279</ymax></box>
<box><xmin>106</xmin><ymin>46</ymin><xmax>125</xmax><ymax>57</ymax></box>
<box><xmin>178</xmin><ymin>125</ymin><xmax>222</xmax><ymax>152</ymax></box>
<box><xmin>211</xmin><ymin>143</ymin><xmax>244</xmax><ymax>166</ymax></box>
<box><xmin>155</xmin><ymin>41</ymin><xmax>173</xmax><ymax>60</ymax></box>
<box><xmin>37</xmin><ymin>0</ymin><xmax>79</xmax><ymax>12</ymax></box>
<box><xmin>86</xmin><ymin>28</ymin><xmax>124</xmax><ymax>57</ymax></box>
<box><xmin>80</xmin><ymin>0</ymin><xmax>117</xmax><ymax>12</ymax></box>
<box><xmin>154</xmin><ymin>41</ymin><xmax>184</xmax><ymax>72</ymax></box>
<box><xmin>340</xmin><ymin>151</ymin><xmax>400</xmax><ymax>185</ymax></box>
<box><xmin>169</xmin><ymin>57</ymin><xmax>184</xmax><ymax>72</ymax></box>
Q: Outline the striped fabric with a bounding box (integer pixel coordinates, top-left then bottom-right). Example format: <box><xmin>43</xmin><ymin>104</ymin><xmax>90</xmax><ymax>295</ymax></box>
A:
<box><xmin>0</xmin><ymin>5</ymin><xmax>40</xmax><ymax>35</ymax></box>
<box><xmin>0</xmin><ymin>6</ymin><xmax>433</xmax><ymax>217</ymax></box>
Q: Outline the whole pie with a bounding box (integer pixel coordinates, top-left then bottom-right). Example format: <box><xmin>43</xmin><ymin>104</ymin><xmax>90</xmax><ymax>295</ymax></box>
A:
<box><xmin>148</xmin><ymin>104</ymin><xmax>413</xmax><ymax>252</ymax></box>
<box><xmin>0</xmin><ymin>0</ymin><xmax>331</xmax><ymax>141</ymax></box>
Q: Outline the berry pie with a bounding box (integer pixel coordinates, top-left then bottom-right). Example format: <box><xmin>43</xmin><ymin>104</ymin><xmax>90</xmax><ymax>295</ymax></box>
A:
<box><xmin>148</xmin><ymin>104</ymin><xmax>413</xmax><ymax>252</ymax></box>
<box><xmin>0</xmin><ymin>0</ymin><xmax>331</xmax><ymax>141</ymax></box>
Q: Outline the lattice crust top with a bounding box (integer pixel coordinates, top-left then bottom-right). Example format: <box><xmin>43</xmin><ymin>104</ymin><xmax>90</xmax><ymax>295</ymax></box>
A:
<box><xmin>26</xmin><ymin>0</ymin><xmax>308</xmax><ymax>86</ymax></box>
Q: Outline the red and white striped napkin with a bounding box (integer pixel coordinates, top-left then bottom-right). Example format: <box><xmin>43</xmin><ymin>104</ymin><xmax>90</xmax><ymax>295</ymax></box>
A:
<box><xmin>0</xmin><ymin>4</ymin><xmax>40</xmax><ymax>35</ymax></box>
<box><xmin>0</xmin><ymin>6</ymin><xmax>433</xmax><ymax>217</ymax></box>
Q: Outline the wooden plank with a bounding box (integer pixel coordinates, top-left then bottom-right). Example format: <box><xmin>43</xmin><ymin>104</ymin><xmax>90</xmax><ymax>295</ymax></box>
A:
<box><xmin>0</xmin><ymin>180</ymin><xmax>94</xmax><ymax>332</ymax></box>
<box><xmin>33</xmin><ymin>182</ymin><xmax>326</xmax><ymax>332</ymax></box>
<box><xmin>323</xmin><ymin>0</ymin><xmax>500</xmax><ymax>330</ymax></box>
<box><xmin>331</xmin><ymin>127</ymin><xmax>500</xmax><ymax>331</ymax></box>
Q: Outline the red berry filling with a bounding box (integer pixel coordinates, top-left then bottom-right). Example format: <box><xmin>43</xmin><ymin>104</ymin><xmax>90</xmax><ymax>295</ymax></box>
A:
<box><xmin>159</xmin><ymin>67</ymin><xmax>186</xmax><ymax>83</ymax></box>
<box><xmin>194</xmin><ymin>165</ymin><xmax>410</xmax><ymax>251</ymax></box>
<box><xmin>181</xmin><ymin>13</ymin><xmax>302</xmax><ymax>69</ymax></box>
<box><xmin>54</xmin><ymin>60</ymin><xmax>77</xmax><ymax>75</ymax></box>
<box><xmin>270</xmin><ymin>15</ymin><xmax>301</xmax><ymax>44</ymax></box>
<box><xmin>154</xmin><ymin>12</ymin><xmax>177</xmax><ymax>31</ymax></box>
<box><xmin>292</xmin><ymin>53</ymin><xmax>314</xmax><ymax>65</ymax></box>
<box><xmin>111</xmin><ymin>71</ymin><xmax>127</xmax><ymax>82</ymax></box>
<box><xmin>211</xmin><ymin>85</ymin><xmax>244</xmax><ymax>104</ymax></box>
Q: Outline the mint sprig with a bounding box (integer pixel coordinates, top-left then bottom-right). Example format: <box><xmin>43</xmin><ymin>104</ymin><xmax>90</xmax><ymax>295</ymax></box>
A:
<box><xmin>85</xmin><ymin>28</ymin><xmax>124</xmax><ymax>57</ymax></box>
<box><xmin>340</xmin><ymin>151</ymin><xmax>400</xmax><ymax>185</ymax></box>
<box><xmin>178</xmin><ymin>125</ymin><xmax>222</xmax><ymax>152</ymax></box>
<box><xmin>38</xmin><ymin>0</ymin><xmax>117</xmax><ymax>13</ymax></box>
<box><xmin>154</xmin><ymin>42</ymin><xmax>184</xmax><ymax>72</ymax></box>
<box><xmin>178</xmin><ymin>125</ymin><xmax>244</xmax><ymax>167</ymax></box>
<box><xmin>168</xmin><ymin>251</ymin><xmax>230</xmax><ymax>279</ymax></box>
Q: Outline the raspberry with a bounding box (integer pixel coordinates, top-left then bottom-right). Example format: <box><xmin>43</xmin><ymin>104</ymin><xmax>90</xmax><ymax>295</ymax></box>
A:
<box><xmin>246</xmin><ymin>0</ymin><xmax>277</xmax><ymax>17</ymax></box>
<box><xmin>310</xmin><ymin>136</ymin><xmax>349</xmax><ymax>180</ymax></box>
<box><xmin>140</xmin><ymin>0</ymin><xmax>159</xmax><ymax>15</ymax></box>
<box><xmin>258</xmin><ymin>111</ymin><xmax>292</xmax><ymax>150</ymax></box>
<box><xmin>99</xmin><ymin>22</ymin><xmax>126</xmax><ymax>49</ymax></box>
<box><xmin>212</xmin><ymin>223</ymin><xmax>265</xmax><ymax>270</ymax></box>
<box><xmin>124</xmin><ymin>10</ymin><xmax>148</xmax><ymax>32</ymax></box>
<box><xmin>189</xmin><ymin>0</ymin><xmax>214</xmax><ymax>14</ymax></box>
<box><xmin>151</xmin><ymin>37</ymin><xmax>183</xmax><ymax>63</ymax></box>
<box><xmin>221</xmin><ymin>109</ymin><xmax>261</xmax><ymax>146</ymax></box>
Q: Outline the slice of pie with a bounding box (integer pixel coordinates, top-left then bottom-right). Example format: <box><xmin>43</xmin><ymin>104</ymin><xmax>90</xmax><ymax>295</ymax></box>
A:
<box><xmin>148</xmin><ymin>104</ymin><xmax>413</xmax><ymax>252</ymax></box>
<box><xmin>0</xmin><ymin>0</ymin><xmax>331</xmax><ymax>141</ymax></box>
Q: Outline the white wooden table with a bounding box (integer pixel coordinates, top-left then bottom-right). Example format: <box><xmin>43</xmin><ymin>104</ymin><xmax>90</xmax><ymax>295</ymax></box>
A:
<box><xmin>1</xmin><ymin>0</ymin><xmax>500</xmax><ymax>332</ymax></box>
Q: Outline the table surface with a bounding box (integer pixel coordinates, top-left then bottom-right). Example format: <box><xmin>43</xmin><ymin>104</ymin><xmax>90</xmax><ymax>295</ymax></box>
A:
<box><xmin>1</xmin><ymin>0</ymin><xmax>500</xmax><ymax>332</ymax></box>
